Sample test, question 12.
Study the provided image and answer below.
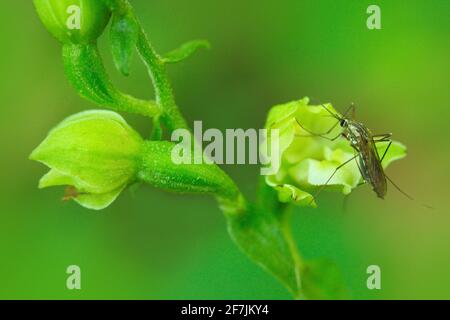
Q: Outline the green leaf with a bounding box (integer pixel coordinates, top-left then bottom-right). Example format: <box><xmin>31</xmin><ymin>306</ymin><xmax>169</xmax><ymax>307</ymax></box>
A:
<box><xmin>110</xmin><ymin>11</ymin><xmax>139</xmax><ymax>76</ymax></box>
<box><xmin>101</xmin><ymin>0</ymin><xmax>128</xmax><ymax>14</ymax></box>
<box><xmin>162</xmin><ymin>40</ymin><xmax>211</xmax><ymax>64</ymax></box>
<box><xmin>226</xmin><ymin>205</ymin><xmax>302</xmax><ymax>298</ymax></box>
<box><xmin>63</xmin><ymin>43</ymin><xmax>161</xmax><ymax>117</ymax></box>
<box><xmin>301</xmin><ymin>259</ymin><xmax>349</xmax><ymax>300</ymax></box>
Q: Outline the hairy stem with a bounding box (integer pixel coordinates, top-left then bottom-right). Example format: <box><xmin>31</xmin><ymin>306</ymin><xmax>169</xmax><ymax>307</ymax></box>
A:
<box><xmin>135</xmin><ymin>25</ymin><xmax>189</xmax><ymax>132</ymax></box>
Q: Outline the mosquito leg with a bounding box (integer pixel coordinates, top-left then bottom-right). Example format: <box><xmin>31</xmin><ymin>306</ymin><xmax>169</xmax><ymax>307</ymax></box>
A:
<box><xmin>352</xmin><ymin>153</ymin><xmax>366</xmax><ymax>183</ymax></box>
<box><xmin>386</xmin><ymin>174</ymin><xmax>434</xmax><ymax>209</ymax></box>
<box><xmin>374</xmin><ymin>134</ymin><xmax>416</xmax><ymax>202</ymax></box>
<box><xmin>269</xmin><ymin>109</ymin><xmax>340</xmax><ymax>136</ymax></box>
<box><xmin>379</xmin><ymin>141</ymin><xmax>392</xmax><ymax>163</ymax></box>
<box><xmin>385</xmin><ymin>170</ymin><xmax>433</xmax><ymax>209</ymax></box>
<box><xmin>294</xmin><ymin>117</ymin><xmax>340</xmax><ymax>136</ymax></box>
<box><xmin>373</xmin><ymin>133</ymin><xmax>393</xmax><ymax>162</ymax></box>
<box><xmin>384</xmin><ymin>174</ymin><xmax>414</xmax><ymax>200</ymax></box>
<box><xmin>294</xmin><ymin>102</ymin><xmax>343</xmax><ymax>136</ymax></box>
<box><xmin>373</xmin><ymin>133</ymin><xmax>392</xmax><ymax>142</ymax></box>
<box><xmin>351</xmin><ymin>150</ymin><xmax>369</xmax><ymax>187</ymax></box>
<box><xmin>294</xmin><ymin>118</ymin><xmax>343</xmax><ymax>141</ymax></box>
<box><xmin>309</xmin><ymin>154</ymin><xmax>359</xmax><ymax>204</ymax></box>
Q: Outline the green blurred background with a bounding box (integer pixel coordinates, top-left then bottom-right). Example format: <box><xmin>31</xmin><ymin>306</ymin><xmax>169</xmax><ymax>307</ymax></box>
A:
<box><xmin>0</xmin><ymin>0</ymin><xmax>449</xmax><ymax>299</ymax></box>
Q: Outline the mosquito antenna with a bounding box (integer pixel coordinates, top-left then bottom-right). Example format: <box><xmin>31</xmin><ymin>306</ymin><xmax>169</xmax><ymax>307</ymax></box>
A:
<box><xmin>384</xmin><ymin>174</ymin><xmax>414</xmax><ymax>200</ymax></box>
<box><xmin>320</xmin><ymin>104</ymin><xmax>341</xmax><ymax>120</ymax></box>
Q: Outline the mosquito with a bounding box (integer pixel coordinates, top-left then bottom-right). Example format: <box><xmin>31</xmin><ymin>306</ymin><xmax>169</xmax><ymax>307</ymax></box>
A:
<box><xmin>294</xmin><ymin>103</ymin><xmax>413</xmax><ymax>203</ymax></box>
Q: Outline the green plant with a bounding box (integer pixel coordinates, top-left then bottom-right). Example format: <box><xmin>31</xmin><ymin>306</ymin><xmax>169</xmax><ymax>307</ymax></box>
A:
<box><xmin>30</xmin><ymin>0</ymin><xmax>406</xmax><ymax>299</ymax></box>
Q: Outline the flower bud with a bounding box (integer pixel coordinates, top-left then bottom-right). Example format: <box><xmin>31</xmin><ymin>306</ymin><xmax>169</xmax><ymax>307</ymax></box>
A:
<box><xmin>30</xmin><ymin>110</ymin><xmax>244</xmax><ymax>212</ymax></box>
<box><xmin>110</xmin><ymin>10</ymin><xmax>139</xmax><ymax>76</ymax></box>
<box><xmin>33</xmin><ymin>0</ymin><xmax>111</xmax><ymax>44</ymax></box>
<box><xmin>30</xmin><ymin>110</ymin><xmax>143</xmax><ymax>210</ymax></box>
<box><xmin>263</xmin><ymin>97</ymin><xmax>407</xmax><ymax>207</ymax></box>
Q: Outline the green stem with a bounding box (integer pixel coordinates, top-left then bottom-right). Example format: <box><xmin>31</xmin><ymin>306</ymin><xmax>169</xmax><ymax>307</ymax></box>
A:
<box><xmin>257</xmin><ymin>177</ymin><xmax>304</xmax><ymax>298</ymax></box>
<box><xmin>135</xmin><ymin>25</ymin><xmax>189</xmax><ymax>132</ymax></box>
<box><xmin>128</xmin><ymin>8</ymin><xmax>246</xmax><ymax>213</ymax></box>
<box><xmin>138</xmin><ymin>140</ymin><xmax>246</xmax><ymax>215</ymax></box>
<box><xmin>280</xmin><ymin>210</ymin><xmax>304</xmax><ymax>299</ymax></box>
<box><xmin>128</xmin><ymin>6</ymin><xmax>304</xmax><ymax>298</ymax></box>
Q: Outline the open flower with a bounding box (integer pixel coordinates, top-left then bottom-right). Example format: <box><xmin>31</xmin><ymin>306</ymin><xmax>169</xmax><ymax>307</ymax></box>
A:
<box><xmin>30</xmin><ymin>110</ymin><xmax>143</xmax><ymax>210</ymax></box>
<box><xmin>263</xmin><ymin>97</ymin><xmax>407</xmax><ymax>207</ymax></box>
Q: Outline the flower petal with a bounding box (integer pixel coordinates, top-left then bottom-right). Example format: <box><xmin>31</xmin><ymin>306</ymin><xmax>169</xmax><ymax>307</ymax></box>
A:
<box><xmin>74</xmin><ymin>186</ymin><xmax>126</xmax><ymax>210</ymax></box>
<box><xmin>39</xmin><ymin>169</ymin><xmax>77</xmax><ymax>189</ymax></box>
<box><xmin>376</xmin><ymin>141</ymin><xmax>407</xmax><ymax>168</ymax></box>
<box><xmin>266</xmin><ymin>175</ymin><xmax>317</xmax><ymax>208</ymax></box>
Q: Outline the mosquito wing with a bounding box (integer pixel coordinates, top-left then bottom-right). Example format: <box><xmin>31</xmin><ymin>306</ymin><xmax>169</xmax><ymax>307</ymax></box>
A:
<box><xmin>364</xmin><ymin>140</ymin><xmax>387</xmax><ymax>199</ymax></box>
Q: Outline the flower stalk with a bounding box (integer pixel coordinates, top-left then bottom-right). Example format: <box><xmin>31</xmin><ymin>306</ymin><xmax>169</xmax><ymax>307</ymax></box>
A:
<box><xmin>31</xmin><ymin>0</ymin><xmax>409</xmax><ymax>299</ymax></box>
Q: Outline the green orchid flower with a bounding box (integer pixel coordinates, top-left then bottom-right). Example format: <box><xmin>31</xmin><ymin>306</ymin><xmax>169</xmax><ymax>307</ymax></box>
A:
<box><xmin>30</xmin><ymin>110</ymin><xmax>143</xmax><ymax>210</ymax></box>
<box><xmin>263</xmin><ymin>97</ymin><xmax>407</xmax><ymax>207</ymax></box>
<box><xmin>30</xmin><ymin>110</ymin><xmax>243</xmax><ymax>211</ymax></box>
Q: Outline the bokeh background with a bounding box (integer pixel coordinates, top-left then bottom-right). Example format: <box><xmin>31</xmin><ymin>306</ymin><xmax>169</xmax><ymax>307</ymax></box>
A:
<box><xmin>0</xmin><ymin>0</ymin><xmax>449</xmax><ymax>299</ymax></box>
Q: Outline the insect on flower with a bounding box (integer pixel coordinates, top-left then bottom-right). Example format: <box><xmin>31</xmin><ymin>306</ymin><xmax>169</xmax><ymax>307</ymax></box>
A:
<box><xmin>295</xmin><ymin>103</ymin><xmax>414</xmax><ymax>203</ymax></box>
